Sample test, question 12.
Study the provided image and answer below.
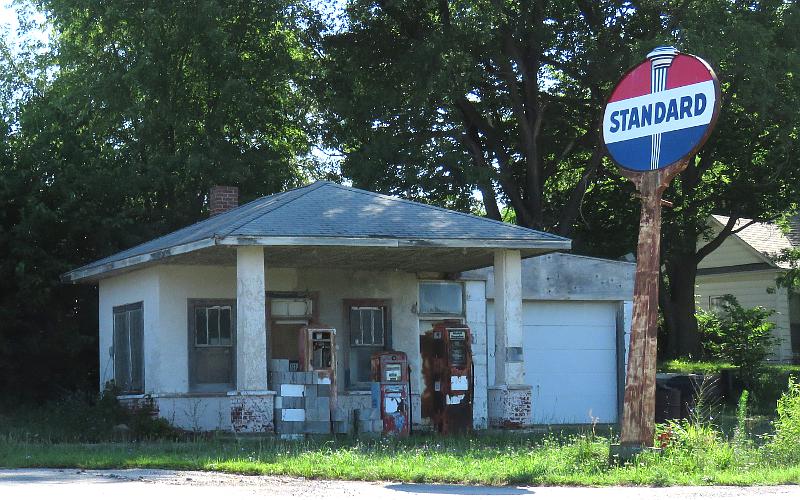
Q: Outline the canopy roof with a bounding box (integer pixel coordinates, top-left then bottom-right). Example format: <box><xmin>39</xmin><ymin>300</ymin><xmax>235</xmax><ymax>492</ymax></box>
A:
<box><xmin>64</xmin><ymin>181</ymin><xmax>570</xmax><ymax>282</ymax></box>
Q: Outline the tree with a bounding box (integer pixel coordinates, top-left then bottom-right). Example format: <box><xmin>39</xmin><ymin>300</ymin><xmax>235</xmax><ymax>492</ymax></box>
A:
<box><xmin>320</xmin><ymin>1</ymin><xmax>800</xmax><ymax>359</ymax></box>
<box><xmin>317</xmin><ymin>0</ymin><xmax>670</xmax><ymax>231</ymax></box>
<box><xmin>0</xmin><ymin>0</ymin><xmax>320</xmax><ymax>402</ymax></box>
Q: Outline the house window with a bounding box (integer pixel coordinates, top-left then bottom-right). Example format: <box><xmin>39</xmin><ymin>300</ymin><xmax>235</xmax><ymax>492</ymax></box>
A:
<box><xmin>113</xmin><ymin>302</ymin><xmax>144</xmax><ymax>394</ymax></box>
<box><xmin>791</xmin><ymin>324</ymin><xmax>800</xmax><ymax>359</ymax></box>
<box><xmin>709</xmin><ymin>295</ymin><xmax>733</xmax><ymax>315</ymax></box>
<box><xmin>419</xmin><ymin>282</ymin><xmax>464</xmax><ymax>315</ymax></box>
<box><xmin>346</xmin><ymin>301</ymin><xmax>390</xmax><ymax>387</ymax></box>
<box><xmin>189</xmin><ymin>299</ymin><xmax>236</xmax><ymax>391</ymax></box>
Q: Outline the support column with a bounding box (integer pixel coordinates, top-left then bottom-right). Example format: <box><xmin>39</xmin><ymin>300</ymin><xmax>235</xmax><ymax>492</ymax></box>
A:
<box><xmin>230</xmin><ymin>246</ymin><xmax>274</xmax><ymax>433</ymax></box>
<box><xmin>488</xmin><ymin>249</ymin><xmax>531</xmax><ymax>428</ymax></box>
<box><xmin>236</xmin><ymin>246</ymin><xmax>268</xmax><ymax>390</ymax></box>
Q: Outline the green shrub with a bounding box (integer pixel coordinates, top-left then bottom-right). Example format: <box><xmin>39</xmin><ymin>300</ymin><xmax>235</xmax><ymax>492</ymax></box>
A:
<box><xmin>769</xmin><ymin>377</ymin><xmax>800</xmax><ymax>462</ymax></box>
<box><xmin>697</xmin><ymin>295</ymin><xmax>777</xmax><ymax>386</ymax></box>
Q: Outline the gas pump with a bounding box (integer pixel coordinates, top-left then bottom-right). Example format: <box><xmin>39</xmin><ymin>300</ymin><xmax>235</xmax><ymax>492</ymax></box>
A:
<box><xmin>420</xmin><ymin>322</ymin><xmax>473</xmax><ymax>434</ymax></box>
<box><xmin>370</xmin><ymin>351</ymin><xmax>410</xmax><ymax>437</ymax></box>
<box><xmin>298</xmin><ymin>325</ymin><xmax>336</xmax><ymax>387</ymax></box>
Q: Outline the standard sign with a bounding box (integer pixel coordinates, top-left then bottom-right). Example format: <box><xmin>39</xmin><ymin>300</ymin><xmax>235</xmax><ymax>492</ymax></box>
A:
<box><xmin>603</xmin><ymin>47</ymin><xmax>720</xmax><ymax>171</ymax></box>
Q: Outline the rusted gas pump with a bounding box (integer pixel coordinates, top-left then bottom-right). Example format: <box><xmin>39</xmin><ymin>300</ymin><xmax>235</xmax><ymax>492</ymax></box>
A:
<box><xmin>420</xmin><ymin>321</ymin><xmax>473</xmax><ymax>434</ymax></box>
<box><xmin>370</xmin><ymin>351</ymin><xmax>410</xmax><ymax>437</ymax></box>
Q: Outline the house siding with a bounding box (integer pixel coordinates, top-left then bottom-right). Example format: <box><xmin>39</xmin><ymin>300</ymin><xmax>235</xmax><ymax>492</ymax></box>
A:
<box><xmin>697</xmin><ymin>229</ymin><xmax>765</xmax><ymax>269</ymax></box>
<box><xmin>695</xmin><ymin>270</ymin><xmax>792</xmax><ymax>361</ymax></box>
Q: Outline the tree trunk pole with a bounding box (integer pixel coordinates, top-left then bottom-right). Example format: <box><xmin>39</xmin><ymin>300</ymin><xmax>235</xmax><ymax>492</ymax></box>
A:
<box><xmin>619</xmin><ymin>160</ymin><xmax>688</xmax><ymax>447</ymax></box>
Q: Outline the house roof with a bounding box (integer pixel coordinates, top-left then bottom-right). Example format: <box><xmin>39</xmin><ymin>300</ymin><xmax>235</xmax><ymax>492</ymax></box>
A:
<box><xmin>64</xmin><ymin>181</ymin><xmax>571</xmax><ymax>282</ymax></box>
<box><xmin>711</xmin><ymin>215</ymin><xmax>797</xmax><ymax>269</ymax></box>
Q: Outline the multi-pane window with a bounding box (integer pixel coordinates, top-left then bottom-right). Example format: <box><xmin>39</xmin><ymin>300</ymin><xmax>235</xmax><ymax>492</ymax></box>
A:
<box><xmin>348</xmin><ymin>304</ymin><xmax>389</xmax><ymax>386</ymax></box>
<box><xmin>113</xmin><ymin>302</ymin><xmax>144</xmax><ymax>394</ymax></box>
<box><xmin>189</xmin><ymin>300</ymin><xmax>235</xmax><ymax>391</ymax></box>
<box><xmin>419</xmin><ymin>282</ymin><xmax>464</xmax><ymax>315</ymax></box>
<box><xmin>195</xmin><ymin>306</ymin><xmax>232</xmax><ymax>346</ymax></box>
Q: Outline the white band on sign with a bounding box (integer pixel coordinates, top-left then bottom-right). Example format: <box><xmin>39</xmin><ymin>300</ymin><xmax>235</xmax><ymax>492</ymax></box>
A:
<box><xmin>602</xmin><ymin>80</ymin><xmax>716</xmax><ymax>144</ymax></box>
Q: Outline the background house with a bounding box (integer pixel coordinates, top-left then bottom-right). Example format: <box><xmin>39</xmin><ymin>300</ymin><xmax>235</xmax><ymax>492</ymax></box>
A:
<box><xmin>696</xmin><ymin>215</ymin><xmax>800</xmax><ymax>362</ymax></box>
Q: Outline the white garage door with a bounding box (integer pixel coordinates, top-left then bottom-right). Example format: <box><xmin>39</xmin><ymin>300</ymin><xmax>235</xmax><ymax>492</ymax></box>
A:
<box><xmin>524</xmin><ymin>301</ymin><xmax>619</xmax><ymax>424</ymax></box>
<box><xmin>488</xmin><ymin>300</ymin><xmax>620</xmax><ymax>425</ymax></box>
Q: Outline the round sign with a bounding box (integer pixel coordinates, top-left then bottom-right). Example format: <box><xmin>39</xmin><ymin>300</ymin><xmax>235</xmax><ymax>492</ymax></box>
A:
<box><xmin>602</xmin><ymin>47</ymin><xmax>720</xmax><ymax>172</ymax></box>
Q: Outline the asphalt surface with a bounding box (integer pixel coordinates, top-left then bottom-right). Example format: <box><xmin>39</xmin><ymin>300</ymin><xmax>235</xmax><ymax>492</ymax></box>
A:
<box><xmin>1</xmin><ymin>469</ymin><xmax>799</xmax><ymax>499</ymax></box>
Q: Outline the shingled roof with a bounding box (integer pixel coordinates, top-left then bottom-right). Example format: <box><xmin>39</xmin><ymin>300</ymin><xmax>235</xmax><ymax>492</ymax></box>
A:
<box><xmin>711</xmin><ymin>215</ymin><xmax>799</xmax><ymax>269</ymax></box>
<box><xmin>64</xmin><ymin>181</ymin><xmax>570</xmax><ymax>282</ymax></box>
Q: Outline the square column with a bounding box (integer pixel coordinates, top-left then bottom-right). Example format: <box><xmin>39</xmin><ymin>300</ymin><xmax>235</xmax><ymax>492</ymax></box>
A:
<box><xmin>236</xmin><ymin>246</ymin><xmax>268</xmax><ymax>391</ymax></box>
<box><xmin>489</xmin><ymin>249</ymin><xmax>531</xmax><ymax>428</ymax></box>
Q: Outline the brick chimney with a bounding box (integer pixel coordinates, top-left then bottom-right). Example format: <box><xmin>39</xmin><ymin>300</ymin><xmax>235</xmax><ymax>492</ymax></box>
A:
<box><xmin>209</xmin><ymin>186</ymin><xmax>239</xmax><ymax>216</ymax></box>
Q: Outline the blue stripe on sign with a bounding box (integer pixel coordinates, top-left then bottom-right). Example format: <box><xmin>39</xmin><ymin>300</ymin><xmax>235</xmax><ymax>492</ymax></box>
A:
<box><xmin>606</xmin><ymin>135</ymin><xmax>652</xmax><ymax>171</ymax></box>
<box><xmin>657</xmin><ymin>124</ymin><xmax>707</xmax><ymax>168</ymax></box>
<box><xmin>607</xmin><ymin>124</ymin><xmax>708</xmax><ymax>171</ymax></box>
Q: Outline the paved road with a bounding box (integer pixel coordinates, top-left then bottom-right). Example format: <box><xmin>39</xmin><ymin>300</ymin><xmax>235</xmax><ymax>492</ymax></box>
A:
<box><xmin>1</xmin><ymin>469</ymin><xmax>799</xmax><ymax>499</ymax></box>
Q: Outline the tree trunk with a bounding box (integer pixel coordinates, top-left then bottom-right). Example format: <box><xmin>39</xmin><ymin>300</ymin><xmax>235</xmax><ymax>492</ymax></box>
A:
<box><xmin>663</xmin><ymin>254</ymin><xmax>700</xmax><ymax>358</ymax></box>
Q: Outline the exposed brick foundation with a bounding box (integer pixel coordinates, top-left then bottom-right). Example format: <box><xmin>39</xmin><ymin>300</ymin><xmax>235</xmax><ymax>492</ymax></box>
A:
<box><xmin>117</xmin><ymin>395</ymin><xmax>159</xmax><ymax>418</ymax></box>
<box><xmin>229</xmin><ymin>392</ymin><xmax>275</xmax><ymax>433</ymax></box>
<box><xmin>488</xmin><ymin>385</ymin><xmax>532</xmax><ymax>428</ymax></box>
<box><xmin>209</xmin><ymin>186</ymin><xmax>239</xmax><ymax>216</ymax></box>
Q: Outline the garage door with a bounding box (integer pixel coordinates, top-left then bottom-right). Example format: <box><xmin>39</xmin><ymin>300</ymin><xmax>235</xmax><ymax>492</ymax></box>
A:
<box><xmin>488</xmin><ymin>300</ymin><xmax>620</xmax><ymax>425</ymax></box>
<box><xmin>524</xmin><ymin>301</ymin><xmax>619</xmax><ymax>424</ymax></box>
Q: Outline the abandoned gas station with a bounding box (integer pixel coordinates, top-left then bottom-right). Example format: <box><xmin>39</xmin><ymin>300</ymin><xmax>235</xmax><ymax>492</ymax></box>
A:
<box><xmin>63</xmin><ymin>181</ymin><xmax>633</xmax><ymax>436</ymax></box>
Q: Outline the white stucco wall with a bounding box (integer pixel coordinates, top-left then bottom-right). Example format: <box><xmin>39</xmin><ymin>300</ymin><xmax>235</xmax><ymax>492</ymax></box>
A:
<box><xmin>98</xmin><ymin>267</ymin><xmax>159</xmax><ymax>392</ymax></box>
<box><xmin>156</xmin><ymin>265</ymin><xmax>238</xmax><ymax>393</ymax></box>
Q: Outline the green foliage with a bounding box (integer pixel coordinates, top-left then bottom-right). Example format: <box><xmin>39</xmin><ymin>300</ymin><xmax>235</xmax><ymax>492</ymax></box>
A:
<box><xmin>697</xmin><ymin>295</ymin><xmax>777</xmax><ymax>383</ymax></box>
<box><xmin>735</xmin><ymin>389</ymin><xmax>749</xmax><ymax>446</ymax></box>
<box><xmin>0</xmin><ymin>0</ymin><xmax>320</xmax><ymax>402</ymax></box>
<box><xmin>768</xmin><ymin>377</ymin><xmax>800</xmax><ymax>463</ymax></box>
<box><xmin>0</xmin><ymin>387</ymin><xmax>179</xmax><ymax>442</ymax></box>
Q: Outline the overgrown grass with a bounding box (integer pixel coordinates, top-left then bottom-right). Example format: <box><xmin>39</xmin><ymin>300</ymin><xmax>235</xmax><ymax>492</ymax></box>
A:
<box><xmin>2</xmin><ymin>380</ymin><xmax>800</xmax><ymax>486</ymax></box>
<box><xmin>1</xmin><ymin>431</ymin><xmax>799</xmax><ymax>486</ymax></box>
<box><xmin>660</xmin><ymin>359</ymin><xmax>800</xmax><ymax>375</ymax></box>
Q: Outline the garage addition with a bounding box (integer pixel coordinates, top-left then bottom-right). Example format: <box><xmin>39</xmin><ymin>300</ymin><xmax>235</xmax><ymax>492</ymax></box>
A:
<box><xmin>467</xmin><ymin>253</ymin><xmax>634</xmax><ymax>425</ymax></box>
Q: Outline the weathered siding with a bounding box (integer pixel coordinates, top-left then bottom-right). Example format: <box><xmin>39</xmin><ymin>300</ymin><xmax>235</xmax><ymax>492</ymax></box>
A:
<box><xmin>695</xmin><ymin>270</ymin><xmax>792</xmax><ymax>361</ymax></box>
<box><xmin>697</xmin><ymin>227</ymin><xmax>765</xmax><ymax>269</ymax></box>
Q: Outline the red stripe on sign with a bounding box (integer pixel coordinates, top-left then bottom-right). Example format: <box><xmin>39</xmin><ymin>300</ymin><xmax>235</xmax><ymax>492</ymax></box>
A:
<box><xmin>666</xmin><ymin>54</ymin><xmax>713</xmax><ymax>89</ymax></box>
<box><xmin>609</xmin><ymin>61</ymin><xmax>651</xmax><ymax>103</ymax></box>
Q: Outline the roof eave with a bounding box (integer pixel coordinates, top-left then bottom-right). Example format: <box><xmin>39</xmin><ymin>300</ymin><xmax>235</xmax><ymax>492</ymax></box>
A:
<box><xmin>216</xmin><ymin>235</ymin><xmax>572</xmax><ymax>250</ymax></box>
<box><xmin>60</xmin><ymin>237</ymin><xmax>218</xmax><ymax>284</ymax></box>
<box><xmin>62</xmin><ymin>235</ymin><xmax>571</xmax><ymax>283</ymax></box>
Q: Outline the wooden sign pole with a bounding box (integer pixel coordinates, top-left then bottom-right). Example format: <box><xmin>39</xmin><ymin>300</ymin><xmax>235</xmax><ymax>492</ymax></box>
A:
<box><xmin>619</xmin><ymin>160</ymin><xmax>688</xmax><ymax>447</ymax></box>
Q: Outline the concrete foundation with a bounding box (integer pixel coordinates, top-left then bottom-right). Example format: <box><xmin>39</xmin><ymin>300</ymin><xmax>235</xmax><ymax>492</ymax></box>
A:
<box><xmin>488</xmin><ymin>385</ymin><xmax>532</xmax><ymax>428</ymax></box>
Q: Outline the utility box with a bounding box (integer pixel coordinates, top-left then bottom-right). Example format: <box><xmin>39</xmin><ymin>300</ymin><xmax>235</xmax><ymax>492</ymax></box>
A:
<box><xmin>370</xmin><ymin>351</ymin><xmax>410</xmax><ymax>437</ymax></box>
<box><xmin>420</xmin><ymin>322</ymin><xmax>473</xmax><ymax>434</ymax></box>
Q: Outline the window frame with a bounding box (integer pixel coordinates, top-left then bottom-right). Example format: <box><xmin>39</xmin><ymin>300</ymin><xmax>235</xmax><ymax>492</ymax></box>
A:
<box><xmin>188</xmin><ymin>298</ymin><xmax>237</xmax><ymax>393</ymax></box>
<box><xmin>418</xmin><ymin>281</ymin><xmax>465</xmax><ymax>317</ymax></box>
<box><xmin>112</xmin><ymin>301</ymin><xmax>145</xmax><ymax>395</ymax></box>
<box><xmin>343</xmin><ymin>299</ymin><xmax>391</xmax><ymax>389</ymax></box>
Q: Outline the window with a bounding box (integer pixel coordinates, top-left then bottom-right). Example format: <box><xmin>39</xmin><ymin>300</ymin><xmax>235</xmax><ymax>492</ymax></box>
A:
<box><xmin>269</xmin><ymin>297</ymin><xmax>313</xmax><ymax>361</ymax></box>
<box><xmin>189</xmin><ymin>300</ymin><xmax>236</xmax><ymax>391</ymax></box>
<box><xmin>791</xmin><ymin>324</ymin><xmax>800</xmax><ymax>358</ymax></box>
<box><xmin>346</xmin><ymin>301</ymin><xmax>390</xmax><ymax>387</ymax></box>
<box><xmin>195</xmin><ymin>306</ymin><xmax>232</xmax><ymax>346</ymax></box>
<box><xmin>113</xmin><ymin>302</ymin><xmax>144</xmax><ymax>394</ymax></box>
<box><xmin>709</xmin><ymin>295</ymin><xmax>733</xmax><ymax>315</ymax></box>
<box><xmin>419</xmin><ymin>282</ymin><xmax>464</xmax><ymax>315</ymax></box>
